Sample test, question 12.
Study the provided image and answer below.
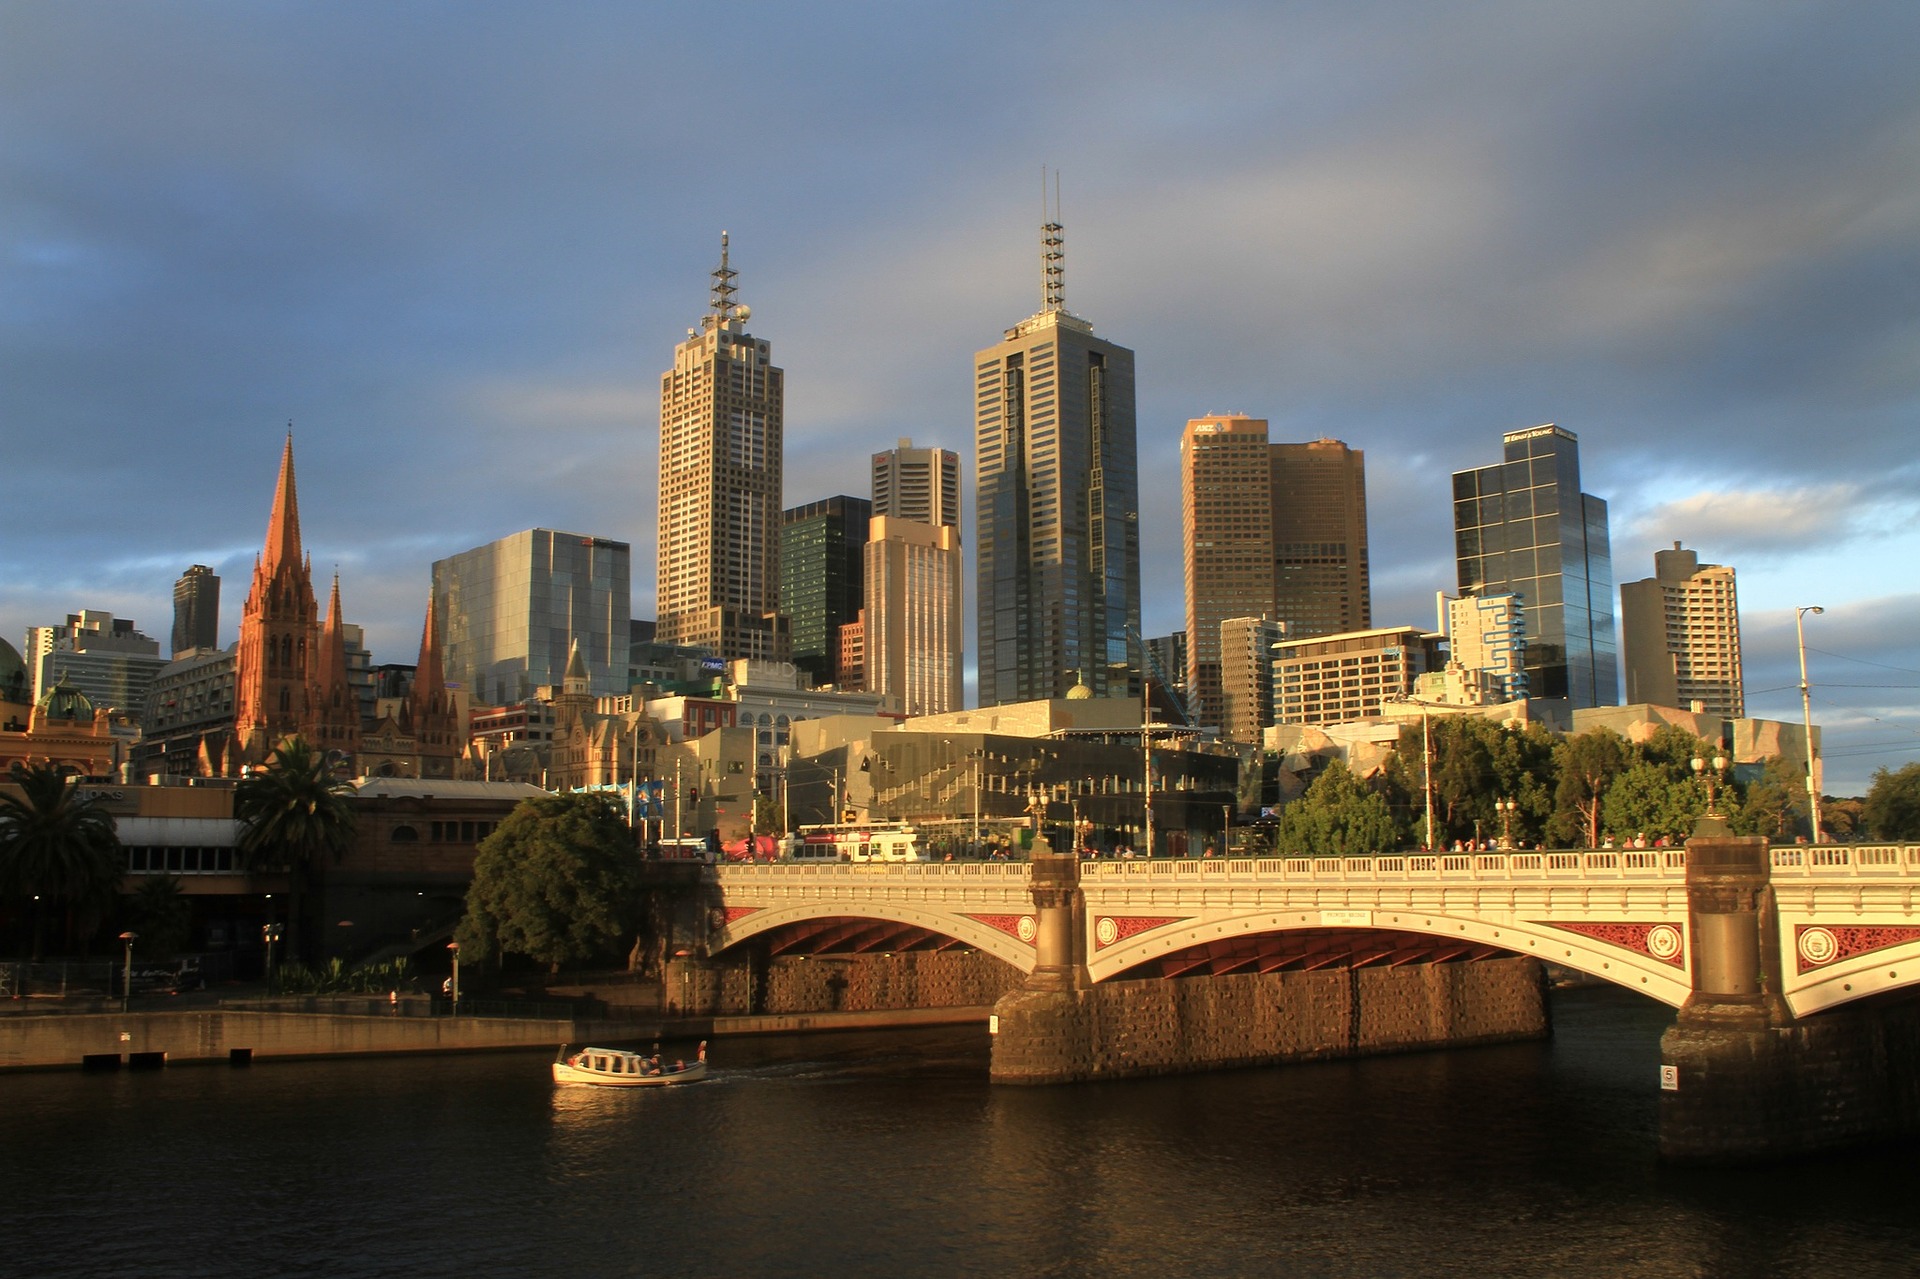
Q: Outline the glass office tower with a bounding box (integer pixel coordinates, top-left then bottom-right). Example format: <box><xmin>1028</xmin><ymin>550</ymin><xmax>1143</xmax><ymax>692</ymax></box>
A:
<box><xmin>1452</xmin><ymin>425</ymin><xmax>1616</xmax><ymax>707</ymax></box>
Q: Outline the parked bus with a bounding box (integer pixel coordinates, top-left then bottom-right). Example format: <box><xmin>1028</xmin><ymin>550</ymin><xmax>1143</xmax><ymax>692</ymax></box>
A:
<box><xmin>794</xmin><ymin>823</ymin><xmax>925</xmax><ymax>863</ymax></box>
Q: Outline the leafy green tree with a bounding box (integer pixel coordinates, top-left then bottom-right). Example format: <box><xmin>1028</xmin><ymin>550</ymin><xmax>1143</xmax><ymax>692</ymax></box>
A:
<box><xmin>1551</xmin><ymin>729</ymin><xmax>1629</xmax><ymax>848</ymax></box>
<box><xmin>128</xmin><ymin>874</ymin><xmax>193</xmax><ymax>959</ymax></box>
<box><xmin>1730</xmin><ymin>756</ymin><xmax>1802</xmax><ymax>840</ymax></box>
<box><xmin>457</xmin><ymin>792</ymin><xmax>641</xmax><ymax>972</ymax></box>
<box><xmin>1864</xmin><ymin>763</ymin><xmax>1920</xmax><ymax>841</ymax></box>
<box><xmin>235</xmin><ymin>738</ymin><xmax>356</xmax><ymax>964</ymax></box>
<box><xmin>1599</xmin><ymin>761</ymin><xmax>1703</xmax><ymax>844</ymax></box>
<box><xmin>0</xmin><ymin>762</ymin><xmax>124</xmax><ymax>957</ymax></box>
<box><xmin>1485</xmin><ymin>721</ymin><xmax>1560</xmax><ymax>848</ymax></box>
<box><xmin>1275</xmin><ymin>760</ymin><xmax>1399</xmax><ymax>857</ymax></box>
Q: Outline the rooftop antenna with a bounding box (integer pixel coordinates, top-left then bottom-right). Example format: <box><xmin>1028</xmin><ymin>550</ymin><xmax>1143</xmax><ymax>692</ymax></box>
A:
<box><xmin>710</xmin><ymin>230</ymin><xmax>739</xmax><ymax>320</ymax></box>
<box><xmin>1041</xmin><ymin>167</ymin><xmax>1064</xmax><ymax>312</ymax></box>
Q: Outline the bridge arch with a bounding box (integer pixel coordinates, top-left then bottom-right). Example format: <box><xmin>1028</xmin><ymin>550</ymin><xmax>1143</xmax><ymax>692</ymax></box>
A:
<box><xmin>1084</xmin><ymin>909</ymin><xmax>1692</xmax><ymax>1006</ymax></box>
<box><xmin>715</xmin><ymin>901</ymin><xmax>1035</xmax><ymax>974</ymax></box>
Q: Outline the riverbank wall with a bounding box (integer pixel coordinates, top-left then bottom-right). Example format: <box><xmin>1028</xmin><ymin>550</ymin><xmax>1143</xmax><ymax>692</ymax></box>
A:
<box><xmin>990</xmin><ymin>956</ymin><xmax>1549</xmax><ymax>1084</ymax></box>
<box><xmin>666</xmin><ymin>949</ymin><xmax>1021</xmax><ymax>1017</ymax></box>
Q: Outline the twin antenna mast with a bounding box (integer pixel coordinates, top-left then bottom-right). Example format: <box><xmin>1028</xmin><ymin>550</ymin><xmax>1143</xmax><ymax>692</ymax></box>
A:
<box><xmin>1041</xmin><ymin>166</ymin><xmax>1065</xmax><ymax>312</ymax></box>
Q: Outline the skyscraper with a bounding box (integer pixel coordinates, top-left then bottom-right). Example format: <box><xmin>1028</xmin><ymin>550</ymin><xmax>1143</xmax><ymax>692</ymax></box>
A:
<box><xmin>1452</xmin><ymin>425</ymin><xmax>1617</xmax><ymax>707</ymax></box>
<box><xmin>1181</xmin><ymin>415</ymin><xmax>1275</xmax><ymax>730</ymax></box>
<box><xmin>171</xmin><ymin>565</ymin><xmax>220</xmax><ymax>657</ymax></box>
<box><xmin>974</xmin><ymin>207</ymin><xmax>1140</xmax><ymax>706</ymax></box>
<box><xmin>872</xmin><ymin>438</ymin><xmax>960</xmax><ymax>527</ymax></box>
<box><xmin>1271</xmin><ymin>438</ymin><xmax>1371</xmax><ymax>638</ymax></box>
<box><xmin>781</xmin><ymin>495</ymin><xmax>870</xmax><ymax>685</ymax></box>
<box><xmin>865</xmin><ymin>516</ymin><xmax>963</xmax><ymax>716</ymax></box>
<box><xmin>1619</xmin><ymin>542</ymin><xmax>1743</xmax><ymax>716</ymax></box>
<box><xmin>657</xmin><ymin>233</ymin><xmax>788</xmax><ymax>663</ymax></box>
<box><xmin>433</xmin><ymin>529</ymin><xmax>632</xmax><ymax>704</ymax></box>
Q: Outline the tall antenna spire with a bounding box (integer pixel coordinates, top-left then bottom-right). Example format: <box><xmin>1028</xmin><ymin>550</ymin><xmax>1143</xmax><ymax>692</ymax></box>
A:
<box><xmin>710</xmin><ymin>230</ymin><xmax>739</xmax><ymax>319</ymax></box>
<box><xmin>1041</xmin><ymin>167</ymin><xmax>1064</xmax><ymax>312</ymax></box>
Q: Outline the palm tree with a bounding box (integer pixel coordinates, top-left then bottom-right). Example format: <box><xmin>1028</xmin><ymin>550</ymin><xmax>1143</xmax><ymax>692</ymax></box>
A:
<box><xmin>0</xmin><ymin>763</ymin><xmax>124</xmax><ymax>958</ymax></box>
<box><xmin>235</xmin><ymin>738</ymin><xmax>356</xmax><ymax>964</ymax></box>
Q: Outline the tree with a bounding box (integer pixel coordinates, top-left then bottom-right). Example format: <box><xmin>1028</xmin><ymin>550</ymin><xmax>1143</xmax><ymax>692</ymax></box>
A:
<box><xmin>1274</xmin><ymin>761</ymin><xmax>1399</xmax><ymax>857</ymax></box>
<box><xmin>0</xmin><ymin>763</ymin><xmax>124</xmax><ymax>957</ymax></box>
<box><xmin>235</xmin><ymin>738</ymin><xmax>356</xmax><ymax>964</ymax></box>
<box><xmin>1730</xmin><ymin>756</ymin><xmax>1802</xmax><ymax>840</ymax></box>
<box><xmin>456</xmin><ymin>792</ymin><xmax>641</xmax><ymax>972</ymax></box>
<box><xmin>1599</xmin><ymin>761</ymin><xmax>1702</xmax><ymax>844</ymax></box>
<box><xmin>128</xmin><ymin>875</ymin><xmax>193</xmax><ymax>959</ymax></box>
<box><xmin>1864</xmin><ymin>763</ymin><xmax>1920</xmax><ymax>841</ymax></box>
<box><xmin>1551</xmin><ymin>729</ymin><xmax>1629</xmax><ymax>848</ymax></box>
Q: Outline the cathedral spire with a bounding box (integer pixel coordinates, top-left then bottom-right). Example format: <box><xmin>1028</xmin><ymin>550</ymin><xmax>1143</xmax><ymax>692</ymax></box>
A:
<box><xmin>262</xmin><ymin>428</ymin><xmax>304</xmax><ymax>571</ymax></box>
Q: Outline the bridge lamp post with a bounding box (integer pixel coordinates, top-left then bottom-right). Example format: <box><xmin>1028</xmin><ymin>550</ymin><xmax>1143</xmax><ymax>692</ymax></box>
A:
<box><xmin>1691</xmin><ymin>752</ymin><xmax>1728</xmax><ymax>818</ymax></box>
<box><xmin>446</xmin><ymin>940</ymin><xmax>461</xmax><ymax>1014</ymax></box>
<box><xmin>119</xmin><ymin>931</ymin><xmax>137</xmax><ymax>1012</ymax></box>
<box><xmin>1796</xmin><ymin>605</ymin><xmax>1825</xmax><ymax>843</ymax></box>
<box><xmin>1496</xmin><ymin>797</ymin><xmax>1517</xmax><ymax>849</ymax></box>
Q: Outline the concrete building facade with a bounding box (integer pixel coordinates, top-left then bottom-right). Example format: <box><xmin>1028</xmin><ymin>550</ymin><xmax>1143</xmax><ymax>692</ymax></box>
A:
<box><xmin>657</xmin><ymin>233</ymin><xmax>787</xmax><ymax>664</ymax></box>
<box><xmin>864</xmin><ymin>515</ymin><xmax>963</xmax><ymax>717</ymax></box>
<box><xmin>1270</xmin><ymin>438</ymin><xmax>1371</xmax><ymax>639</ymax></box>
<box><xmin>1271</xmin><ymin>625</ymin><xmax>1447</xmax><ymax>728</ymax></box>
<box><xmin>1181</xmin><ymin>415</ymin><xmax>1275</xmax><ymax>731</ymax></box>
<box><xmin>1619</xmin><ymin>542</ymin><xmax>1744</xmax><ymax>717</ymax></box>
<box><xmin>974</xmin><ymin>216</ymin><xmax>1141</xmax><ymax>706</ymax></box>
<box><xmin>172</xmin><ymin>565</ymin><xmax>220</xmax><ymax>657</ymax></box>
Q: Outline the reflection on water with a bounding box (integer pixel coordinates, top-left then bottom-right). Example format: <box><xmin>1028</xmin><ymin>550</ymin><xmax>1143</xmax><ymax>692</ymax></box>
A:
<box><xmin>5</xmin><ymin>987</ymin><xmax>1918</xmax><ymax>1278</ymax></box>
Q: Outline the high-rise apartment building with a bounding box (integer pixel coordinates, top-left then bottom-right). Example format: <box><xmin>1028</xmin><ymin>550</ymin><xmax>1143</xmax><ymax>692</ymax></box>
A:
<box><xmin>1181</xmin><ymin>416</ymin><xmax>1275</xmax><ymax>729</ymax></box>
<box><xmin>974</xmin><ymin>212</ymin><xmax>1140</xmax><ymax>706</ymax></box>
<box><xmin>1453</xmin><ymin>425</ymin><xmax>1617</xmax><ymax>707</ymax></box>
<box><xmin>781</xmin><ymin>496</ymin><xmax>870</xmax><ymax>685</ymax></box>
<box><xmin>1271</xmin><ymin>438</ymin><xmax>1371</xmax><ymax>638</ymax></box>
<box><xmin>657</xmin><ymin>234</ymin><xmax>788</xmax><ymax>663</ymax></box>
<box><xmin>1620</xmin><ymin>542</ymin><xmax>1743</xmax><ymax>716</ymax></box>
<box><xmin>433</xmin><ymin>529</ymin><xmax>632</xmax><ymax>705</ymax></box>
<box><xmin>865</xmin><ymin>516</ymin><xmax>963</xmax><ymax>716</ymax></box>
<box><xmin>27</xmin><ymin>610</ymin><xmax>166</xmax><ymax>719</ymax></box>
<box><xmin>1220</xmin><ymin>615</ymin><xmax>1287</xmax><ymax>744</ymax></box>
<box><xmin>171</xmin><ymin>565</ymin><xmax>220</xmax><ymax>657</ymax></box>
<box><xmin>872</xmin><ymin>438</ymin><xmax>960</xmax><ymax>527</ymax></box>
<box><xmin>1445</xmin><ymin>593</ymin><xmax>1528</xmax><ymax>703</ymax></box>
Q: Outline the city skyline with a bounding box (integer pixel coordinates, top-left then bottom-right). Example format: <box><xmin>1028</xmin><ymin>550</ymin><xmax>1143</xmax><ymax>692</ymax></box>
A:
<box><xmin>5</xmin><ymin>4</ymin><xmax>1918</xmax><ymax>790</ymax></box>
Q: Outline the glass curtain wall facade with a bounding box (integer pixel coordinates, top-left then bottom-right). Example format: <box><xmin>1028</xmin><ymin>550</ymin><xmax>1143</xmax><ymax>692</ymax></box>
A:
<box><xmin>781</xmin><ymin>495</ymin><xmax>870</xmax><ymax>685</ymax></box>
<box><xmin>975</xmin><ymin>310</ymin><xmax>1141</xmax><ymax>706</ymax></box>
<box><xmin>1453</xmin><ymin>425</ymin><xmax>1616</xmax><ymax>707</ymax></box>
<box><xmin>433</xmin><ymin>529</ymin><xmax>631</xmax><ymax>705</ymax></box>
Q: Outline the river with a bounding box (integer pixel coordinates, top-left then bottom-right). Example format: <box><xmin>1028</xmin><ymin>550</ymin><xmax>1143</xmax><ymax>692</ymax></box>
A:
<box><xmin>5</xmin><ymin>986</ymin><xmax>1916</xmax><ymax>1278</ymax></box>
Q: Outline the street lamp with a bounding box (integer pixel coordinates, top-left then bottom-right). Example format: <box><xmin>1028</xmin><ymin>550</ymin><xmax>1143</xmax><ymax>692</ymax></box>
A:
<box><xmin>118</xmin><ymin>931</ymin><xmax>137</xmax><ymax>1012</ymax></box>
<box><xmin>1796</xmin><ymin>605</ymin><xmax>1825</xmax><ymax>843</ymax></box>
<box><xmin>446</xmin><ymin>940</ymin><xmax>461</xmax><ymax>1013</ymax></box>
<box><xmin>1691</xmin><ymin>752</ymin><xmax>1728</xmax><ymax>817</ymax></box>
<box><xmin>1497</xmin><ymin>797</ymin><xmax>1517</xmax><ymax>849</ymax></box>
<box><xmin>262</xmin><ymin>921</ymin><xmax>282</xmax><ymax>994</ymax></box>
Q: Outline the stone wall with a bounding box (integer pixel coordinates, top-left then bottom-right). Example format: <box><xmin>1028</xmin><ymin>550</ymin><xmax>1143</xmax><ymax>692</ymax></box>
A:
<box><xmin>669</xmin><ymin>951</ymin><xmax>1022</xmax><ymax>1017</ymax></box>
<box><xmin>991</xmin><ymin>957</ymin><xmax>1549</xmax><ymax>1084</ymax></box>
<box><xmin>1660</xmin><ymin>998</ymin><xmax>1920</xmax><ymax>1162</ymax></box>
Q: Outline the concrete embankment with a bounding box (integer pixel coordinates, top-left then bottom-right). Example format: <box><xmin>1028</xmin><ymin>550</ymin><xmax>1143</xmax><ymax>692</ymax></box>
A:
<box><xmin>0</xmin><ymin>1003</ymin><xmax>993</xmax><ymax>1072</ymax></box>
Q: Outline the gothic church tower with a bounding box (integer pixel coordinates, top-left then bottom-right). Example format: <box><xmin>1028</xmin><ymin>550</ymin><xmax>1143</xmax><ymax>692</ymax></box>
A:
<box><xmin>234</xmin><ymin>433</ymin><xmax>319</xmax><ymax>764</ymax></box>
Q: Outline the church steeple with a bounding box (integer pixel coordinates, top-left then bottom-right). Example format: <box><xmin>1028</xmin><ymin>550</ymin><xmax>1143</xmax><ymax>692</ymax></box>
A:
<box><xmin>262</xmin><ymin>428</ymin><xmax>304</xmax><ymax>572</ymax></box>
<box><xmin>305</xmin><ymin>573</ymin><xmax>360</xmax><ymax>764</ymax></box>
<box><xmin>410</xmin><ymin>593</ymin><xmax>461</xmax><ymax>776</ymax></box>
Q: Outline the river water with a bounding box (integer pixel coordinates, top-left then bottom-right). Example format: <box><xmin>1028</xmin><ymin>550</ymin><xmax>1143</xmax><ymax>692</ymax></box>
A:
<box><xmin>5</xmin><ymin>986</ymin><xmax>1916</xmax><ymax>1278</ymax></box>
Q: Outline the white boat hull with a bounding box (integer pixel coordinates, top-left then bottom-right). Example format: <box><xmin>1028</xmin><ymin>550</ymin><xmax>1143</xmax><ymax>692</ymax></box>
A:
<box><xmin>551</xmin><ymin>1048</ymin><xmax>708</xmax><ymax>1088</ymax></box>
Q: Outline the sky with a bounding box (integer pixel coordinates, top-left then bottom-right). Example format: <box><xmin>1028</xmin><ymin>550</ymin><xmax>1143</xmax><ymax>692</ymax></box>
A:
<box><xmin>4</xmin><ymin>2</ymin><xmax>1917</xmax><ymax>794</ymax></box>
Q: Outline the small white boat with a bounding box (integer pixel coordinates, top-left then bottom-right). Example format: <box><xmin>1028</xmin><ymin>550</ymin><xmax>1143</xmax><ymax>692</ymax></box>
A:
<box><xmin>551</xmin><ymin>1041</ymin><xmax>708</xmax><ymax>1088</ymax></box>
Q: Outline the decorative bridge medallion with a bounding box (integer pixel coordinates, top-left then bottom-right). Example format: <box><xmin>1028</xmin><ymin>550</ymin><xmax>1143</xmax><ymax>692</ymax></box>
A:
<box><xmin>966</xmin><ymin>914</ymin><xmax>1038</xmax><ymax>946</ymax></box>
<box><xmin>1093</xmin><ymin>916</ymin><xmax>1190</xmax><ymax>950</ymax></box>
<box><xmin>1795</xmin><ymin>924</ymin><xmax>1920</xmax><ymax>973</ymax></box>
<box><xmin>1541</xmin><ymin>921</ymin><xmax>1686</xmax><ymax>968</ymax></box>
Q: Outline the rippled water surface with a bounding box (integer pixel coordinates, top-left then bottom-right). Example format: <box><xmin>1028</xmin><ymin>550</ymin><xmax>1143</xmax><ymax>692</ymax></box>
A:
<box><xmin>6</xmin><ymin>987</ymin><xmax>1917</xmax><ymax>1278</ymax></box>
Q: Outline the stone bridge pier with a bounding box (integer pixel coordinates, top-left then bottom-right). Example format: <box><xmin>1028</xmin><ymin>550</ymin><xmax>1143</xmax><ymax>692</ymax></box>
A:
<box><xmin>1660</xmin><ymin>828</ymin><xmax>1920</xmax><ymax>1162</ymax></box>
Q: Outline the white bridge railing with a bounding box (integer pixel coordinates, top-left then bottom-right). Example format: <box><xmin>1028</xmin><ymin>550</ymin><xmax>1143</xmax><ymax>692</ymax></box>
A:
<box><xmin>715</xmin><ymin>845</ymin><xmax>1920</xmax><ymax>887</ymax></box>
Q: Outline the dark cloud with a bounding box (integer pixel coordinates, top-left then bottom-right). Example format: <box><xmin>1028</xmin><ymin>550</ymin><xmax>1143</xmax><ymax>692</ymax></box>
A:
<box><xmin>4</xmin><ymin>1</ymin><xmax>1915</xmax><ymax>791</ymax></box>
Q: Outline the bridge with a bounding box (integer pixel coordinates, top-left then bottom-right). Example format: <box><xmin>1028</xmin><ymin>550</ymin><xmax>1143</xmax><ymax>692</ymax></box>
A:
<box><xmin>712</xmin><ymin>842</ymin><xmax>1920</xmax><ymax>1016</ymax></box>
<box><xmin>699</xmin><ymin>832</ymin><xmax>1920</xmax><ymax>1161</ymax></box>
